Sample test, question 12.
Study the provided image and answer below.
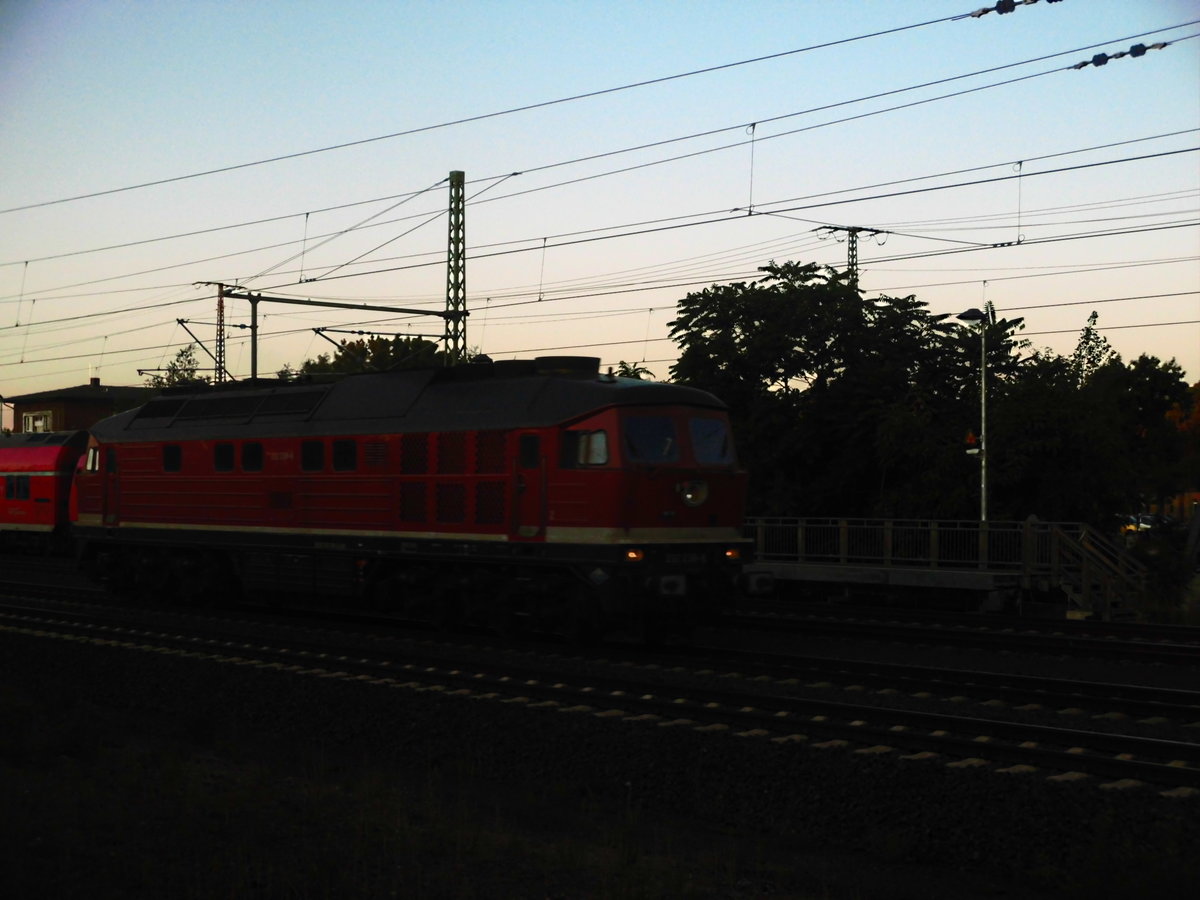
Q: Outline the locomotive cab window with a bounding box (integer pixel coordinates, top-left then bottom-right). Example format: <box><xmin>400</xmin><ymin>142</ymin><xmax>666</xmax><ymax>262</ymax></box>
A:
<box><xmin>86</xmin><ymin>447</ymin><xmax>100</xmax><ymax>473</ymax></box>
<box><xmin>561</xmin><ymin>430</ymin><xmax>609</xmax><ymax>467</ymax></box>
<box><xmin>301</xmin><ymin>441</ymin><xmax>324</xmax><ymax>472</ymax></box>
<box><xmin>623</xmin><ymin>416</ymin><xmax>679</xmax><ymax>464</ymax></box>
<box><xmin>163</xmin><ymin>445</ymin><xmax>181</xmax><ymax>472</ymax></box>
<box><xmin>214</xmin><ymin>443</ymin><xmax>235</xmax><ymax>472</ymax></box>
<box><xmin>332</xmin><ymin>439</ymin><xmax>357</xmax><ymax>472</ymax></box>
<box><xmin>689</xmin><ymin>417</ymin><xmax>734</xmax><ymax>465</ymax></box>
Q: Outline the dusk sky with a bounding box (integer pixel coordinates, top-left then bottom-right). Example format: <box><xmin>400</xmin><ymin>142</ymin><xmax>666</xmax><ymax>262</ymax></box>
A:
<box><xmin>2</xmin><ymin>0</ymin><xmax>1197</xmax><ymax>424</ymax></box>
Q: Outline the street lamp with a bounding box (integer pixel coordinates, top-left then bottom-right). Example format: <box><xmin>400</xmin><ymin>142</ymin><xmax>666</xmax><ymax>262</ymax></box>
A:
<box><xmin>957</xmin><ymin>307</ymin><xmax>988</xmax><ymax>522</ymax></box>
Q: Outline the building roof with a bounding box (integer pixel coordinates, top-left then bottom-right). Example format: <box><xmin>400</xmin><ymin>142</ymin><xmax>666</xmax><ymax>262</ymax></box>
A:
<box><xmin>4</xmin><ymin>380</ymin><xmax>151</xmax><ymax>406</ymax></box>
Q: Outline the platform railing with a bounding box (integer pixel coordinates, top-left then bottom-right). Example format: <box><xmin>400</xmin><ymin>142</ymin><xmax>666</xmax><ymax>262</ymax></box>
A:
<box><xmin>745</xmin><ymin>517</ymin><xmax>1147</xmax><ymax>618</ymax></box>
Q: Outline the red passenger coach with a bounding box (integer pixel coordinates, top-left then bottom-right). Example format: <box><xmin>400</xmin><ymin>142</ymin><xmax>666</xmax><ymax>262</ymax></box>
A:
<box><xmin>0</xmin><ymin>431</ymin><xmax>88</xmax><ymax>548</ymax></box>
<box><xmin>74</xmin><ymin>357</ymin><xmax>751</xmax><ymax>638</ymax></box>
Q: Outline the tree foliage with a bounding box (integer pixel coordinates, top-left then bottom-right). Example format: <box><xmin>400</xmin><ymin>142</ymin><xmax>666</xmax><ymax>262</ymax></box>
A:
<box><xmin>668</xmin><ymin>262</ymin><xmax>1194</xmax><ymax>526</ymax></box>
<box><xmin>281</xmin><ymin>335</ymin><xmax>445</xmax><ymax>379</ymax></box>
<box><xmin>144</xmin><ymin>344</ymin><xmax>211</xmax><ymax>389</ymax></box>
<box><xmin>615</xmin><ymin>361</ymin><xmax>654</xmax><ymax>380</ymax></box>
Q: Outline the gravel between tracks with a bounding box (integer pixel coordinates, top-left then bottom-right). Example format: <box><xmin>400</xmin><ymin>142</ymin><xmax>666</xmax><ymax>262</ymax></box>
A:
<box><xmin>3</xmin><ymin>624</ymin><xmax>1199</xmax><ymax>899</ymax></box>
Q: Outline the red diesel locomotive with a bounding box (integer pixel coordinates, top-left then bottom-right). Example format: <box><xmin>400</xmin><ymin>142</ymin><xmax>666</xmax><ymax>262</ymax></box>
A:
<box><xmin>68</xmin><ymin>357</ymin><xmax>752</xmax><ymax>638</ymax></box>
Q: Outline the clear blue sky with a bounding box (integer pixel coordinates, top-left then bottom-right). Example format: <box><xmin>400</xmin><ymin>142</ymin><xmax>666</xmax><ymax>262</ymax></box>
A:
<box><xmin>1</xmin><ymin>0</ymin><xmax>1197</xmax><ymax>419</ymax></box>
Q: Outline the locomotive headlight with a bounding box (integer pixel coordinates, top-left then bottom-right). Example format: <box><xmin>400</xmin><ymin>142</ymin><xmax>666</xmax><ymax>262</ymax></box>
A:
<box><xmin>677</xmin><ymin>479</ymin><xmax>709</xmax><ymax>507</ymax></box>
<box><xmin>724</xmin><ymin>548</ymin><xmax>741</xmax><ymax>561</ymax></box>
<box><xmin>625</xmin><ymin>549</ymin><xmax>645</xmax><ymax>562</ymax></box>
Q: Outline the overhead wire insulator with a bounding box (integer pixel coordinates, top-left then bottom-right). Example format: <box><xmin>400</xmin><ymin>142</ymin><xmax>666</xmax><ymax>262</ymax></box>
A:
<box><xmin>1071</xmin><ymin>41</ymin><xmax>1170</xmax><ymax>70</ymax></box>
<box><xmin>971</xmin><ymin>0</ymin><xmax>1044</xmax><ymax>16</ymax></box>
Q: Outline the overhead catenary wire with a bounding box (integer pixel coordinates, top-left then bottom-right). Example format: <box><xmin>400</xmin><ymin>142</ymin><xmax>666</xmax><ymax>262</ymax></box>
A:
<box><xmin>2</xmin><ymin>125</ymin><xmax>1192</xmax><ymax>302</ymax></box>
<box><xmin>2</xmin><ymin>33</ymin><xmax>1195</xmax><ymax>272</ymax></box>
<box><xmin>0</xmin><ymin>8</ymin><xmax>980</xmax><ymax>216</ymax></box>
<box><xmin>3</xmin><ymin>18</ymin><xmax>1195</xmax><ymax>388</ymax></box>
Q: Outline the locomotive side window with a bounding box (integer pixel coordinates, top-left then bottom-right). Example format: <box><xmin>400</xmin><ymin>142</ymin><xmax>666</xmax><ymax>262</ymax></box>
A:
<box><xmin>86</xmin><ymin>447</ymin><xmax>100</xmax><ymax>473</ymax></box>
<box><xmin>301</xmin><ymin>441</ymin><xmax>324</xmax><ymax>472</ymax></box>
<box><xmin>163</xmin><ymin>445</ymin><xmax>181</xmax><ymax>472</ymax></box>
<box><xmin>689</xmin><ymin>418</ymin><xmax>734</xmax><ymax>465</ymax></box>
<box><xmin>518</xmin><ymin>434</ymin><xmax>540</xmax><ymax>469</ymax></box>
<box><xmin>214</xmin><ymin>443</ymin><xmax>235</xmax><ymax>472</ymax></box>
<box><xmin>242</xmin><ymin>442</ymin><xmax>264</xmax><ymax>472</ymax></box>
<box><xmin>107</xmin><ymin>448</ymin><xmax>118</xmax><ymax>473</ymax></box>
<box><xmin>624</xmin><ymin>417</ymin><xmax>678</xmax><ymax>463</ymax></box>
<box><xmin>332</xmin><ymin>439</ymin><xmax>357</xmax><ymax>472</ymax></box>
<box><xmin>561</xmin><ymin>430</ymin><xmax>609</xmax><ymax>467</ymax></box>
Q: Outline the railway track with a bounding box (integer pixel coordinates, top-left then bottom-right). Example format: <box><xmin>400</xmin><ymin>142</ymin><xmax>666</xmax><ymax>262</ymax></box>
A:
<box><xmin>3</xmin><ymin>594</ymin><xmax>1199</xmax><ymax>791</ymax></box>
<box><xmin>725</xmin><ymin>607</ymin><xmax>1200</xmax><ymax>663</ymax></box>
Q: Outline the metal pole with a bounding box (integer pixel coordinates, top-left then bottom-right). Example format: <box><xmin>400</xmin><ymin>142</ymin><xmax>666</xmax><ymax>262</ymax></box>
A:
<box><xmin>956</xmin><ymin>307</ymin><xmax>990</xmax><ymax>524</ymax></box>
<box><xmin>445</xmin><ymin>170</ymin><xmax>466</xmax><ymax>365</ymax></box>
<box><xmin>216</xmin><ymin>284</ymin><xmax>226</xmax><ymax>384</ymax></box>
<box><xmin>980</xmin><ymin>322</ymin><xmax>988</xmax><ymax>523</ymax></box>
<box><xmin>251</xmin><ymin>296</ymin><xmax>259</xmax><ymax>381</ymax></box>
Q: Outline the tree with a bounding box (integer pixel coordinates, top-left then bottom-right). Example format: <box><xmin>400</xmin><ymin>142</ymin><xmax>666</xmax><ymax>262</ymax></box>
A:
<box><xmin>666</xmin><ymin>260</ymin><xmax>1026</xmax><ymax>516</ymax></box>
<box><xmin>144</xmin><ymin>344</ymin><xmax>211</xmax><ymax>388</ymax></box>
<box><xmin>285</xmin><ymin>335</ymin><xmax>444</xmax><ymax>377</ymax></box>
<box><xmin>1068</xmin><ymin>310</ymin><xmax>1120</xmax><ymax>385</ymax></box>
<box><xmin>615</xmin><ymin>361</ymin><xmax>654</xmax><ymax>380</ymax></box>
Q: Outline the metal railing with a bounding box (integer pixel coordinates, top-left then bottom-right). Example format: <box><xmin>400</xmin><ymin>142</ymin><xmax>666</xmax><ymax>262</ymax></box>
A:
<box><xmin>745</xmin><ymin>517</ymin><xmax>1147</xmax><ymax>618</ymax></box>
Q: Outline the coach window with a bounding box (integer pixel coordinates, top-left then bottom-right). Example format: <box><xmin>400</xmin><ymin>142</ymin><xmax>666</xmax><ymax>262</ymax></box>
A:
<box><xmin>301</xmin><ymin>440</ymin><xmax>324</xmax><ymax>472</ymax></box>
<box><xmin>242</xmin><ymin>442</ymin><xmax>264</xmax><ymax>472</ymax></box>
<box><xmin>214</xmin><ymin>443</ymin><xmax>235</xmax><ymax>472</ymax></box>
<box><xmin>163</xmin><ymin>445</ymin><xmax>181</xmax><ymax>472</ymax></box>
<box><xmin>5</xmin><ymin>475</ymin><xmax>30</xmax><ymax>500</ymax></box>
<box><xmin>332</xmin><ymin>439</ymin><xmax>357</xmax><ymax>472</ymax></box>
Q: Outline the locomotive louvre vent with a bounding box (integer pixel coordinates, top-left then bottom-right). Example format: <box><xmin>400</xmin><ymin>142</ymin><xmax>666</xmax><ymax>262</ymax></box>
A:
<box><xmin>132</xmin><ymin>397</ymin><xmax>188</xmax><ymax>424</ymax></box>
<box><xmin>364</xmin><ymin>441</ymin><xmax>388</xmax><ymax>468</ymax></box>
<box><xmin>177</xmin><ymin>394</ymin><xmax>262</xmax><ymax>421</ymax></box>
<box><xmin>255</xmin><ymin>389</ymin><xmax>327</xmax><ymax>416</ymax></box>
